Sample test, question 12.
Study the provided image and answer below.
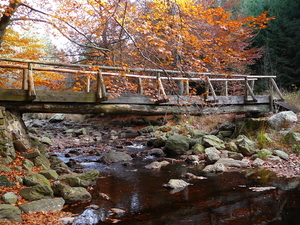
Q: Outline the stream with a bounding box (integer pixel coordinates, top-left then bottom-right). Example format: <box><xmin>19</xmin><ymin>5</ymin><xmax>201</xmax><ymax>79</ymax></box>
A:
<box><xmin>59</xmin><ymin>145</ymin><xmax>300</xmax><ymax>225</ymax></box>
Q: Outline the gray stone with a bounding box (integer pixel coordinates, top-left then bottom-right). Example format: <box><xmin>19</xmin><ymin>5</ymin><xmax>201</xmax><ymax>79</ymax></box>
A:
<box><xmin>33</xmin><ymin>154</ymin><xmax>51</xmax><ymax>169</ymax></box>
<box><xmin>186</xmin><ymin>155</ymin><xmax>199</xmax><ymax>162</ymax></box>
<box><xmin>23</xmin><ymin>172</ymin><xmax>50</xmax><ymax>186</ymax></box>
<box><xmin>274</xmin><ymin>150</ymin><xmax>289</xmax><ymax>161</ymax></box>
<box><xmin>148</xmin><ymin>148</ymin><xmax>165</xmax><ymax>157</ymax></box>
<box><xmin>203</xmin><ymin>163</ymin><xmax>226</xmax><ymax>173</ymax></box>
<box><xmin>202</xmin><ymin>135</ymin><xmax>225</xmax><ymax>150</ymax></box>
<box><xmin>49</xmin><ymin>114</ymin><xmax>66</xmax><ymax>123</ymax></box>
<box><xmin>23</xmin><ymin>159</ymin><xmax>34</xmax><ymax>171</ymax></box>
<box><xmin>0</xmin><ymin>164</ymin><xmax>11</xmax><ymax>172</ymax></box>
<box><xmin>18</xmin><ymin>198</ymin><xmax>65</xmax><ymax>213</ymax></box>
<box><xmin>40</xmin><ymin>136</ymin><xmax>52</xmax><ymax>145</ymax></box>
<box><xmin>283</xmin><ymin>132</ymin><xmax>300</xmax><ymax>144</ymax></box>
<box><xmin>192</xmin><ymin>143</ymin><xmax>205</xmax><ymax>154</ymax></box>
<box><xmin>205</xmin><ymin>147</ymin><xmax>220</xmax><ymax>163</ymax></box>
<box><xmin>13</xmin><ymin>140</ymin><xmax>29</xmax><ymax>152</ymax></box>
<box><xmin>39</xmin><ymin>169</ymin><xmax>59</xmax><ymax>180</ymax></box>
<box><xmin>100</xmin><ymin>151</ymin><xmax>133</xmax><ymax>164</ymax></box>
<box><xmin>216</xmin><ymin>158</ymin><xmax>249</xmax><ymax>168</ymax></box>
<box><xmin>268</xmin><ymin>111</ymin><xmax>297</xmax><ymax>130</ymax></box>
<box><xmin>21</xmin><ymin>149</ymin><xmax>40</xmax><ymax>159</ymax></box>
<box><xmin>219</xmin><ymin>121</ymin><xmax>235</xmax><ymax>131</ymax></box>
<box><xmin>252</xmin><ymin>158</ymin><xmax>265</xmax><ymax>167</ymax></box>
<box><xmin>0</xmin><ymin>204</ymin><xmax>22</xmax><ymax>222</ymax></box>
<box><xmin>75</xmin><ymin>128</ymin><xmax>87</xmax><ymax>136</ymax></box>
<box><xmin>1</xmin><ymin>192</ymin><xmax>18</xmax><ymax>204</ymax></box>
<box><xmin>59</xmin><ymin>174</ymin><xmax>90</xmax><ymax>187</ymax></box>
<box><xmin>164</xmin><ymin>134</ymin><xmax>190</xmax><ymax>155</ymax></box>
<box><xmin>145</xmin><ymin>161</ymin><xmax>169</xmax><ymax>170</ymax></box>
<box><xmin>267</xmin><ymin>155</ymin><xmax>282</xmax><ymax>163</ymax></box>
<box><xmin>163</xmin><ymin>179</ymin><xmax>190</xmax><ymax>189</ymax></box>
<box><xmin>77</xmin><ymin>169</ymin><xmax>100</xmax><ymax>181</ymax></box>
<box><xmin>218</xmin><ymin>130</ymin><xmax>233</xmax><ymax>138</ymax></box>
<box><xmin>228</xmin><ymin>151</ymin><xmax>244</xmax><ymax>160</ymax></box>
<box><xmin>0</xmin><ymin>156</ymin><xmax>13</xmax><ymax>165</ymax></box>
<box><xmin>235</xmin><ymin>135</ymin><xmax>257</xmax><ymax>156</ymax></box>
<box><xmin>53</xmin><ymin>182</ymin><xmax>91</xmax><ymax>204</ymax></box>
<box><xmin>19</xmin><ymin>184</ymin><xmax>54</xmax><ymax>201</ymax></box>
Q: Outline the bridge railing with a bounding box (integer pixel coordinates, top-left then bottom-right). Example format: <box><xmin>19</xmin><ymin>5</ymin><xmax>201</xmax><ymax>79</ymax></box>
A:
<box><xmin>0</xmin><ymin>58</ymin><xmax>284</xmax><ymax>106</ymax></box>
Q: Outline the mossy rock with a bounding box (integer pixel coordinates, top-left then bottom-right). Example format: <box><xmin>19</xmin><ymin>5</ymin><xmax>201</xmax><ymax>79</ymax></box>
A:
<box><xmin>0</xmin><ymin>176</ymin><xmax>14</xmax><ymax>186</ymax></box>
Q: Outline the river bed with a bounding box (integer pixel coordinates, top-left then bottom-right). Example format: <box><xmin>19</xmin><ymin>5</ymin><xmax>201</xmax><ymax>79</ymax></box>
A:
<box><xmin>59</xmin><ymin>146</ymin><xmax>300</xmax><ymax>225</ymax></box>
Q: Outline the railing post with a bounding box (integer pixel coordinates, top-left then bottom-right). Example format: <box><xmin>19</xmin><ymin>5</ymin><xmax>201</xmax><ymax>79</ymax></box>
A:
<box><xmin>269</xmin><ymin>78</ymin><xmax>274</xmax><ymax>112</ymax></box>
<box><xmin>157</xmin><ymin>72</ymin><xmax>161</xmax><ymax>96</ymax></box>
<box><xmin>96</xmin><ymin>70</ymin><xmax>107</xmax><ymax>101</ymax></box>
<box><xmin>244</xmin><ymin>77</ymin><xmax>248</xmax><ymax>102</ymax></box>
<box><xmin>85</xmin><ymin>75</ymin><xmax>90</xmax><ymax>92</ymax></box>
<box><xmin>185</xmin><ymin>80</ymin><xmax>189</xmax><ymax>95</ymax></box>
<box><xmin>157</xmin><ymin>72</ymin><xmax>167</xmax><ymax>100</ymax></box>
<box><xmin>22</xmin><ymin>69</ymin><xmax>28</xmax><ymax>90</ymax></box>
<box><xmin>225</xmin><ymin>80</ymin><xmax>228</xmax><ymax>96</ymax></box>
<box><xmin>178</xmin><ymin>80</ymin><xmax>184</xmax><ymax>95</ymax></box>
<box><xmin>27</xmin><ymin>63</ymin><xmax>36</xmax><ymax>100</ymax></box>
<box><xmin>137</xmin><ymin>78</ymin><xmax>143</xmax><ymax>95</ymax></box>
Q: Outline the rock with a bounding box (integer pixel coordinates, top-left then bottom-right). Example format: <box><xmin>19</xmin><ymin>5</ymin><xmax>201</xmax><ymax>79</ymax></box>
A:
<box><xmin>0</xmin><ymin>164</ymin><xmax>11</xmax><ymax>172</ymax></box>
<box><xmin>235</xmin><ymin>135</ymin><xmax>257</xmax><ymax>156</ymax></box>
<box><xmin>283</xmin><ymin>132</ymin><xmax>300</xmax><ymax>144</ymax></box>
<box><xmin>59</xmin><ymin>174</ymin><xmax>90</xmax><ymax>187</ymax></box>
<box><xmin>228</xmin><ymin>151</ymin><xmax>244</xmax><ymax>160</ymax></box>
<box><xmin>274</xmin><ymin>150</ymin><xmax>289</xmax><ymax>160</ymax></box>
<box><xmin>1</xmin><ymin>192</ymin><xmax>18</xmax><ymax>204</ymax></box>
<box><xmin>0</xmin><ymin>175</ymin><xmax>14</xmax><ymax>186</ymax></box>
<box><xmin>19</xmin><ymin>184</ymin><xmax>54</xmax><ymax>201</ymax></box>
<box><xmin>21</xmin><ymin>149</ymin><xmax>41</xmax><ymax>159</ymax></box>
<box><xmin>164</xmin><ymin>134</ymin><xmax>190</xmax><ymax>155</ymax></box>
<box><xmin>267</xmin><ymin>155</ymin><xmax>282</xmax><ymax>163</ymax></box>
<box><xmin>23</xmin><ymin>172</ymin><xmax>50</xmax><ymax>186</ymax></box>
<box><xmin>59</xmin><ymin>217</ymin><xmax>76</xmax><ymax>225</ymax></box>
<box><xmin>33</xmin><ymin>154</ymin><xmax>51</xmax><ymax>169</ymax></box>
<box><xmin>109</xmin><ymin>208</ymin><xmax>126</xmax><ymax>215</ymax></box>
<box><xmin>49</xmin><ymin>114</ymin><xmax>66</xmax><ymax>123</ymax></box>
<box><xmin>77</xmin><ymin>169</ymin><xmax>100</xmax><ymax>181</ymax></box>
<box><xmin>0</xmin><ymin>204</ymin><xmax>22</xmax><ymax>222</ymax></box>
<box><xmin>216</xmin><ymin>158</ymin><xmax>249</xmax><ymax>168</ymax></box>
<box><xmin>202</xmin><ymin>135</ymin><xmax>225</xmax><ymax>150</ymax></box>
<box><xmin>204</xmin><ymin>147</ymin><xmax>220</xmax><ymax>164</ymax></box>
<box><xmin>181</xmin><ymin>172</ymin><xmax>207</xmax><ymax>180</ymax></box>
<box><xmin>252</xmin><ymin>158</ymin><xmax>265</xmax><ymax>167</ymax></box>
<box><xmin>192</xmin><ymin>143</ymin><xmax>205</xmax><ymax>154</ymax></box>
<box><xmin>257</xmin><ymin>149</ymin><xmax>273</xmax><ymax>159</ymax></box>
<box><xmin>75</xmin><ymin>128</ymin><xmax>87</xmax><ymax>136</ymax></box>
<box><xmin>186</xmin><ymin>155</ymin><xmax>199</xmax><ymax>162</ymax></box>
<box><xmin>163</xmin><ymin>179</ymin><xmax>190</xmax><ymax>189</ymax></box>
<box><xmin>18</xmin><ymin>198</ymin><xmax>65</xmax><ymax>213</ymax></box>
<box><xmin>23</xmin><ymin>159</ymin><xmax>34</xmax><ymax>171</ymax></box>
<box><xmin>0</xmin><ymin>156</ymin><xmax>13</xmax><ymax>165</ymax></box>
<box><xmin>40</xmin><ymin>137</ymin><xmax>52</xmax><ymax>145</ymax></box>
<box><xmin>219</xmin><ymin>121</ymin><xmax>235</xmax><ymax>131</ymax></box>
<box><xmin>52</xmin><ymin>182</ymin><xmax>92</xmax><ymax>204</ymax></box>
<box><xmin>13</xmin><ymin>139</ymin><xmax>29</xmax><ymax>153</ymax></box>
<box><xmin>100</xmin><ymin>151</ymin><xmax>133</xmax><ymax>164</ymax></box>
<box><xmin>203</xmin><ymin>163</ymin><xmax>226</xmax><ymax>173</ymax></box>
<box><xmin>39</xmin><ymin>169</ymin><xmax>59</xmax><ymax>180</ymax></box>
<box><xmin>148</xmin><ymin>148</ymin><xmax>165</xmax><ymax>157</ymax></box>
<box><xmin>145</xmin><ymin>161</ymin><xmax>169</xmax><ymax>169</ymax></box>
<box><xmin>268</xmin><ymin>111</ymin><xmax>297</xmax><ymax>130</ymax></box>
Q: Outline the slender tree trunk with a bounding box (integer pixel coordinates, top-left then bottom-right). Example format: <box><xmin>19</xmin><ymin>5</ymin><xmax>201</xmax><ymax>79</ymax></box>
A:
<box><xmin>0</xmin><ymin>1</ymin><xmax>21</xmax><ymax>47</ymax></box>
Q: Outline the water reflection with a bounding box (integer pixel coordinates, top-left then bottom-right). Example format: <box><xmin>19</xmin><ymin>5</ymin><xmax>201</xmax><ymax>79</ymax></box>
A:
<box><xmin>68</xmin><ymin>159</ymin><xmax>300</xmax><ymax>225</ymax></box>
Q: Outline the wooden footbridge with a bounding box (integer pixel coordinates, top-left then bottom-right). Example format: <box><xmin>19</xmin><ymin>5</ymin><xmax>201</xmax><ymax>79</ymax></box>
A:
<box><xmin>0</xmin><ymin>58</ymin><xmax>297</xmax><ymax>116</ymax></box>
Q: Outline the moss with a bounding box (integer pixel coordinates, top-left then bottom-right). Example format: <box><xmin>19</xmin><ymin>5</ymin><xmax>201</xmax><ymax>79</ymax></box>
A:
<box><xmin>0</xmin><ymin>175</ymin><xmax>14</xmax><ymax>187</ymax></box>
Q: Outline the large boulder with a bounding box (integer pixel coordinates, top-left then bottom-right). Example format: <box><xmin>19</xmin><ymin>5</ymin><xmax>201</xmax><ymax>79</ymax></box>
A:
<box><xmin>235</xmin><ymin>135</ymin><xmax>257</xmax><ymax>156</ymax></box>
<box><xmin>205</xmin><ymin>147</ymin><xmax>221</xmax><ymax>164</ymax></box>
<box><xmin>49</xmin><ymin>114</ymin><xmax>66</xmax><ymax>123</ymax></box>
<box><xmin>164</xmin><ymin>134</ymin><xmax>190</xmax><ymax>155</ymax></box>
<box><xmin>19</xmin><ymin>184</ymin><xmax>54</xmax><ymax>201</ymax></box>
<box><xmin>23</xmin><ymin>172</ymin><xmax>50</xmax><ymax>186</ymax></box>
<box><xmin>268</xmin><ymin>111</ymin><xmax>297</xmax><ymax>130</ymax></box>
<box><xmin>18</xmin><ymin>198</ymin><xmax>65</xmax><ymax>213</ymax></box>
<box><xmin>202</xmin><ymin>135</ymin><xmax>225</xmax><ymax>150</ymax></box>
<box><xmin>100</xmin><ymin>151</ymin><xmax>133</xmax><ymax>164</ymax></box>
<box><xmin>52</xmin><ymin>182</ymin><xmax>92</xmax><ymax>204</ymax></box>
<box><xmin>0</xmin><ymin>204</ymin><xmax>22</xmax><ymax>222</ymax></box>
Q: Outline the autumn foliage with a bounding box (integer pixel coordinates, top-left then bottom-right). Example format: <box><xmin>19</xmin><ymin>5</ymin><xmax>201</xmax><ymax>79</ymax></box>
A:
<box><xmin>0</xmin><ymin>0</ymin><xmax>272</xmax><ymax>92</ymax></box>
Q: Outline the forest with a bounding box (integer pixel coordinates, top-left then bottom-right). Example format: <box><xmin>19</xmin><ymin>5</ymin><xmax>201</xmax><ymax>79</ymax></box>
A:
<box><xmin>0</xmin><ymin>0</ymin><xmax>299</xmax><ymax>91</ymax></box>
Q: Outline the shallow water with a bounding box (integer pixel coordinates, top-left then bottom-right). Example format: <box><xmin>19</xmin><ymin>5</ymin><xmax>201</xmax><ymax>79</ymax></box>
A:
<box><xmin>64</xmin><ymin>153</ymin><xmax>300</xmax><ymax>225</ymax></box>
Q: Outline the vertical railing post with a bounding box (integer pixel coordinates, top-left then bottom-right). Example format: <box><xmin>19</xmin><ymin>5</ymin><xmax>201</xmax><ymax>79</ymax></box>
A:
<box><xmin>85</xmin><ymin>75</ymin><xmax>91</xmax><ymax>92</ymax></box>
<box><xmin>137</xmin><ymin>77</ymin><xmax>143</xmax><ymax>94</ymax></box>
<box><xmin>225</xmin><ymin>80</ymin><xmax>228</xmax><ymax>96</ymax></box>
<box><xmin>27</xmin><ymin>63</ymin><xmax>36</xmax><ymax>100</ymax></box>
<box><xmin>96</xmin><ymin>70</ymin><xmax>107</xmax><ymax>101</ymax></box>
<box><xmin>185</xmin><ymin>80</ymin><xmax>189</xmax><ymax>95</ymax></box>
<box><xmin>22</xmin><ymin>69</ymin><xmax>28</xmax><ymax>90</ymax></box>
<box><xmin>269</xmin><ymin>78</ymin><xmax>274</xmax><ymax>112</ymax></box>
<box><xmin>244</xmin><ymin>77</ymin><xmax>248</xmax><ymax>102</ymax></box>
<box><xmin>178</xmin><ymin>80</ymin><xmax>184</xmax><ymax>95</ymax></box>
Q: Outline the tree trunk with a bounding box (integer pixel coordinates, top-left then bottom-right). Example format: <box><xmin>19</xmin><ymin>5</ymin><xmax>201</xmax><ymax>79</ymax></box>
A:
<box><xmin>0</xmin><ymin>1</ymin><xmax>21</xmax><ymax>46</ymax></box>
